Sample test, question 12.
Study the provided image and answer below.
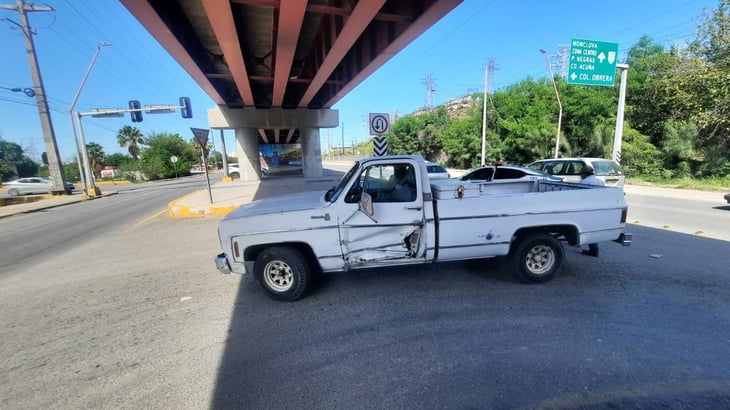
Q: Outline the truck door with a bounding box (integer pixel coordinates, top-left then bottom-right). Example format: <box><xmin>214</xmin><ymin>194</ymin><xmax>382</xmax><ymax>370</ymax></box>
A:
<box><xmin>338</xmin><ymin>161</ymin><xmax>426</xmax><ymax>267</ymax></box>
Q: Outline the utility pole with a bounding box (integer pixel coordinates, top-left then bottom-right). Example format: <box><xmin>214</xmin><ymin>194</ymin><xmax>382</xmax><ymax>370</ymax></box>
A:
<box><xmin>481</xmin><ymin>59</ymin><xmax>498</xmax><ymax>166</ymax></box>
<box><xmin>480</xmin><ymin>64</ymin><xmax>488</xmax><ymax>166</ymax></box>
<box><xmin>540</xmin><ymin>49</ymin><xmax>563</xmax><ymax>158</ymax></box>
<box><xmin>1</xmin><ymin>0</ymin><xmax>67</xmax><ymax>194</ymax></box>
<box><xmin>341</xmin><ymin>122</ymin><xmax>345</xmax><ymax>155</ymax></box>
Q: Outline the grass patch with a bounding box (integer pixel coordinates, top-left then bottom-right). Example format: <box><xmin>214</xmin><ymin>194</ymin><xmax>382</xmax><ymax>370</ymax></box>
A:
<box><xmin>627</xmin><ymin>176</ymin><xmax>730</xmax><ymax>192</ymax></box>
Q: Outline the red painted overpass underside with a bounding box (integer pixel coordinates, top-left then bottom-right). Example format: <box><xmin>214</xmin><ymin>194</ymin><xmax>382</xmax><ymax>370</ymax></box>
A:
<box><xmin>121</xmin><ymin>0</ymin><xmax>462</xmax><ymax>143</ymax></box>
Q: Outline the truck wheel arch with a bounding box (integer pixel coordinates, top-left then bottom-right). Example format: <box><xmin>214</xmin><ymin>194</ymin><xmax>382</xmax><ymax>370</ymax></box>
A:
<box><xmin>245</xmin><ymin>242</ymin><xmax>321</xmax><ymax>274</ymax></box>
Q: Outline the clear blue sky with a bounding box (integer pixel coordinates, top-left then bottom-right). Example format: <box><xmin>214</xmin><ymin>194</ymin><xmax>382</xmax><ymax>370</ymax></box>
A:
<box><xmin>0</xmin><ymin>0</ymin><xmax>718</xmax><ymax>162</ymax></box>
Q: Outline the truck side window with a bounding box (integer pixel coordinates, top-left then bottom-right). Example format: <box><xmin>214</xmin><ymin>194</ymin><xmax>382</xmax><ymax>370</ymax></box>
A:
<box><xmin>385</xmin><ymin>164</ymin><xmax>417</xmax><ymax>202</ymax></box>
<box><xmin>348</xmin><ymin>164</ymin><xmax>417</xmax><ymax>203</ymax></box>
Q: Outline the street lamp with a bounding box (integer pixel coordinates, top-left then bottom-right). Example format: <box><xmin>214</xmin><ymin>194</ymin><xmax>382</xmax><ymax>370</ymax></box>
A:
<box><xmin>540</xmin><ymin>49</ymin><xmax>562</xmax><ymax>158</ymax></box>
<box><xmin>69</xmin><ymin>42</ymin><xmax>111</xmax><ymax>197</ymax></box>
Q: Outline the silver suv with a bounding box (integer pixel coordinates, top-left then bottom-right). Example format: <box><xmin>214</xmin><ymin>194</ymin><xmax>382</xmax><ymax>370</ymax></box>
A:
<box><xmin>528</xmin><ymin>157</ymin><xmax>625</xmax><ymax>188</ymax></box>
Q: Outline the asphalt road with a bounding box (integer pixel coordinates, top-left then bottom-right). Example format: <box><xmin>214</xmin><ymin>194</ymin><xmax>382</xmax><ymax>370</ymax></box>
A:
<box><xmin>0</xmin><ymin>180</ymin><xmax>729</xmax><ymax>409</ymax></box>
<box><xmin>0</xmin><ymin>175</ymin><xmax>208</xmax><ymax>275</ymax></box>
<box><xmin>624</xmin><ymin>184</ymin><xmax>730</xmax><ymax>241</ymax></box>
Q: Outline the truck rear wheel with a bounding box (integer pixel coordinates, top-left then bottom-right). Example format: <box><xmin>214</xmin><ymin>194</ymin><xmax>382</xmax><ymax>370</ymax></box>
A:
<box><xmin>254</xmin><ymin>246</ymin><xmax>310</xmax><ymax>301</ymax></box>
<box><xmin>511</xmin><ymin>232</ymin><xmax>563</xmax><ymax>283</ymax></box>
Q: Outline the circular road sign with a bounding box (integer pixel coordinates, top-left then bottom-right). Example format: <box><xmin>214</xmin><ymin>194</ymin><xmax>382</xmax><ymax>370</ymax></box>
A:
<box><xmin>170</xmin><ymin>155</ymin><xmax>178</xmax><ymax>163</ymax></box>
<box><xmin>369</xmin><ymin>113</ymin><xmax>390</xmax><ymax>135</ymax></box>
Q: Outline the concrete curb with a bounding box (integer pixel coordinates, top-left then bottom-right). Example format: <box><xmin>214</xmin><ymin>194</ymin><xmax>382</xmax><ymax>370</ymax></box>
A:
<box><xmin>167</xmin><ymin>198</ymin><xmax>237</xmax><ymax>218</ymax></box>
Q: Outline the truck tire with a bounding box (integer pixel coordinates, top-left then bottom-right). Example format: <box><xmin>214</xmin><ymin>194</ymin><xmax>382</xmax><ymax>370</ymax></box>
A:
<box><xmin>511</xmin><ymin>232</ymin><xmax>563</xmax><ymax>283</ymax></box>
<box><xmin>254</xmin><ymin>246</ymin><xmax>310</xmax><ymax>301</ymax></box>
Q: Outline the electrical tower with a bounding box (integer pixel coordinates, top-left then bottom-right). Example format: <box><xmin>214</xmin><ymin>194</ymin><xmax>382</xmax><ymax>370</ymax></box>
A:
<box><xmin>486</xmin><ymin>59</ymin><xmax>500</xmax><ymax>93</ymax></box>
<box><xmin>556</xmin><ymin>45</ymin><xmax>569</xmax><ymax>78</ymax></box>
<box><xmin>422</xmin><ymin>74</ymin><xmax>436</xmax><ymax>109</ymax></box>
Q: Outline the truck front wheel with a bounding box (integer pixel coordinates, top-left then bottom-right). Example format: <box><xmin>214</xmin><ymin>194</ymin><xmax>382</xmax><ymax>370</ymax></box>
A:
<box><xmin>254</xmin><ymin>246</ymin><xmax>310</xmax><ymax>301</ymax></box>
<box><xmin>511</xmin><ymin>232</ymin><xmax>563</xmax><ymax>283</ymax></box>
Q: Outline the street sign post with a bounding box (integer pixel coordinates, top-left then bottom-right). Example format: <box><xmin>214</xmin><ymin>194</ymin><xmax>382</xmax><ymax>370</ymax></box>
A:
<box><xmin>369</xmin><ymin>113</ymin><xmax>390</xmax><ymax>136</ymax></box>
<box><xmin>567</xmin><ymin>38</ymin><xmax>619</xmax><ymax>87</ymax></box>
<box><xmin>190</xmin><ymin>128</ymin><xmax>213</xmax><ymax>203</ymax></box>
<box><xmin>369</xmin><ymin>113</ymin><xmax>390</xmax><ymax>156</ymax></box>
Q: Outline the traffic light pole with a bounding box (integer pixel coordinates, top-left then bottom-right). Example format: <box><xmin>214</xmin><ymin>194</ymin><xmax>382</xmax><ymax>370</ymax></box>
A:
<box><xmin>75</xmin><ymin>98</ymin><xmax>193</xmax><ymax>196</ymax></box>
<box><xmin>75</xmin><ymin>112</ymin><xmax>101</xmax><ymax>197</ymax></box>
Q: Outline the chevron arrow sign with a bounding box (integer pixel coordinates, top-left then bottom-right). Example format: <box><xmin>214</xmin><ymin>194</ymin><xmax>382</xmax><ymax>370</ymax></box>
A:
<box><xmin>373</xmin><ymin>136</ymin><xmax>388</xmax><ymax>156</ymax></box>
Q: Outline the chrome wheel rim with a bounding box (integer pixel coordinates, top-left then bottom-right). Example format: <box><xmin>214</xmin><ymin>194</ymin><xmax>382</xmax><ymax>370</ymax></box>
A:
<box><xmin>263</xmin><ymin>260</ymin><xmax>294</xmax><ymax>292</ymax></box>
<box><xmin>525</xmin><ymin>245</ymin><xmax>555</xmax><ymax>275</ymax></box>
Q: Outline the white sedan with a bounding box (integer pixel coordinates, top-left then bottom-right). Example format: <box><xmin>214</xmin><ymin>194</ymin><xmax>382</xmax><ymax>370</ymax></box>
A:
<box><xmin>425</xmin><ymin>162</ymin><xmax>450</xmax><ymax>179</ymax></box>
<box><xmin>457</xmin><ymin>164</ymin><xmax>562</xmax><ymax>183</ymax></box>
<box><xmin>2</xmin><ymin>177</ymin><xmax>74</xmax><ymax>196</ymax></box>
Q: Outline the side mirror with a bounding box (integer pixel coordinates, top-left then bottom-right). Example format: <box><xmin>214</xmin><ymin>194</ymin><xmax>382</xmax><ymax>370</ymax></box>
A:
<box><xmin>358</xmin><ymin>192</ymin><xmax>376</xmax><ymax>222</ymax></box>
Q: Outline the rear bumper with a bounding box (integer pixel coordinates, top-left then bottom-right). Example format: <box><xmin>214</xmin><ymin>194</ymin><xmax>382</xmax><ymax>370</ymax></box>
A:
<box><xmin>613</xmin><ymin>232</ymin><xmax>632</xmax><ymax>246</ymax></box>
<box><xmin>215</xmin><ymin>253</ymin><xmax>232</xmax><ymax>274</ymax></box>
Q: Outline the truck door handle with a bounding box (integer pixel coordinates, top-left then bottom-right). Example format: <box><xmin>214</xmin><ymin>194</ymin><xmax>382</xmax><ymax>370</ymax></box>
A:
<box><xmin>311</xmin><ymin>213</ymin><xmax>331</xmax><ymax>221</ymax></box>
<box><xmin>405</xmin><ymin>206</ymin><xmax>422</xmax><ymax>211</ymax></box>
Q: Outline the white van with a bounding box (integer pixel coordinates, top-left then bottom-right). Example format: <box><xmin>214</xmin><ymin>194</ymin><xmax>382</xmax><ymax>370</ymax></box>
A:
<box><xmin>528</xmin><ymin>158</ymin><xmax>625</xmax><ymax>188</ymax></box>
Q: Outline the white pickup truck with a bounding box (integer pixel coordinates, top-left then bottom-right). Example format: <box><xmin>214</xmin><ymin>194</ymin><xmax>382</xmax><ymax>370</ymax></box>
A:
<box><xmin>215</xmin><ymin>155</ymin><xmax>631</xmax><ymax>301</ymax></box>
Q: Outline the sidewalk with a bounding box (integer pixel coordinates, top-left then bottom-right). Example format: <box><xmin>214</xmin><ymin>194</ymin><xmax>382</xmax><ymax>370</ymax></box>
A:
<box><xmin>167</xmin><ymin>171</ymin><xmax>341</xmax><ymax>217</ymax></box>
<box><xmin>0</xmin><ymin>193</ymin><xmax>87</xmax><ymax>219</ymax></box>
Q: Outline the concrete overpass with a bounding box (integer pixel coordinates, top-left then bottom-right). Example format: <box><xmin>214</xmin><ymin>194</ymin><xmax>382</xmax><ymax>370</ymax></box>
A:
<box><xmin>121</xmin><ymin>0</ymin><xmax>462</xmax><ymax>180</ymax></box>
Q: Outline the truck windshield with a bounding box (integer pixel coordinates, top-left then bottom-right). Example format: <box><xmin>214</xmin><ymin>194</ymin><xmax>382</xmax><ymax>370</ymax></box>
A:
<box><xmin>325</xmin><ymin>162</ymin><xmax>360</xmax><ymax>202</ymax></box>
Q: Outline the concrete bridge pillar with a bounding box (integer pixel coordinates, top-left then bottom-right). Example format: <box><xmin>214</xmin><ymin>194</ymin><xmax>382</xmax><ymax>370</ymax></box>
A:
<box><xmin>300</xmin><ymin>128</ymin><xmax>323</xmax><ymax>178</ymax></box>
<box><xmin>234</xmin><ymin>127</ymin><xmax>262</xmax><ymax>181</ymax></box>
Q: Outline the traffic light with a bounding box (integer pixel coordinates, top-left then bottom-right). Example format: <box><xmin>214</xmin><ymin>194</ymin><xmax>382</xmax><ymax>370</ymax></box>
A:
<box><xmin>129</xmin><ymin>100</ymin><xmax>143</xmax><ymax>122</ymax></box>
<box><xmin>180</xmin><ymin>97</ymin><xmax>192</xmax><ymax>118</ymax></box>
<box><xmin>41</xmin><ymin>152</ymin><xmax>48</xmax><ymax>165</ymax></box>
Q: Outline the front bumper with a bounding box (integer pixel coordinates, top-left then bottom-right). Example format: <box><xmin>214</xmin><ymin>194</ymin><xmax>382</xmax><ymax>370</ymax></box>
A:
<box><xmin>215</xmin><ymin>253</ymin><xmax>232</xmax><ymax>274</ymax></box>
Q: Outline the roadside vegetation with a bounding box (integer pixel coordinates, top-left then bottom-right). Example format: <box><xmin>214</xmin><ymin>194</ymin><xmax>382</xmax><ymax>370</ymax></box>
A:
<box><xmin>383</xmin><ymin>1</ymin><xmax>730</xmax><ymax>190</ymax></box>
<box><xmin>1</xmin><ymin>2</ymin><xmax>728</xmax><ymax>190</ymax></box>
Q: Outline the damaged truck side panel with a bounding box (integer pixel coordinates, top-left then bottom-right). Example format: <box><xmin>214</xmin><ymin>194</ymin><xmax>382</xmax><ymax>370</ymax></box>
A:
<box><xmin>215</xmin><ymin>155</ymin><xmax>631</xmax><ymax>301</ymax></box>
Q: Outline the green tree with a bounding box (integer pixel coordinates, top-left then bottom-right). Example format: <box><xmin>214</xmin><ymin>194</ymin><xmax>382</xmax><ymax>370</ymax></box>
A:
<box><xmin>388</xmin><ymin>107</ymin><xmax>448</xmax><ymax>159</ymax></box>
<box><xmin>658</xmin><ymin>0</ymin><xmax>730</xmax><ymax>175</ymax></box>
<box><xmin>105</xmin><ymin>152</ymin><xmax>131</xmax><ymax>167</ymax></box>
<box><xmin>620</xmin><ymin>127</ymin><xmax>663</xmax><ymax>177</ymax></box>
<box><xmin>139</xmin><ymin>132</ymin><xmax>197</xmax><ymax>180</ymax></box>
<box><xmin>625</xmin><ymin>36</ymin><xmax>677</xmax><ymax>144</ymax></box>
<box><xmin>0</xmin><ymin>140</ymin><xmax>38</xmax><ymax>181</ymax></box>
<box><xmin>117</xmin><ymin>126</ymin><xmax>144</xmax><ymax>160</ymax></box>
<box><xmin>86</xmin><ymin>142</ymin><xmax>105</xmax><ymax>176</ymax></box>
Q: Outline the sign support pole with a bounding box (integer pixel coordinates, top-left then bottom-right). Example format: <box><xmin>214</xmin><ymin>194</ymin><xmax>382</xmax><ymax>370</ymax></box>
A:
<box><xmin>202</xmin><ymin>150</ymin><xmax>213</xmax><ymax>203</ymax></box>
<box><xmin>191</xmin><ymin>127</ymin><xmax>213</xmax><ymax>203</ymax></box>
<box><xmin>612</xmin><ymin>63</ymin><xmax>629</xmax><ymax>163</ymax></box>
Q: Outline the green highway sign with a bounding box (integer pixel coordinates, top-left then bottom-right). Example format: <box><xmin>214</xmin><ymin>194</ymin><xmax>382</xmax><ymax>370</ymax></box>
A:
<box><xmin>567</xmin><ymin>38</ymin><xmax>619</xmax><ymax>86</ymax></box>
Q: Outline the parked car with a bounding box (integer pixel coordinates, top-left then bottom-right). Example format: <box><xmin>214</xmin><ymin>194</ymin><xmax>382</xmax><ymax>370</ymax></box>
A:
<box><xmin>425</xmin><ymin>162</ymin><xmax>450</xmax><ymax>179</ymax></box>
<box><xmin>228</xmin><ymin>163</ymin><xmax>240</xmax><ymax>179</ymax></box>
<box><xmin>724</xmin><ymin>193</ymin><xmax>730</xmax><ymax>203</ymax></box>
<box><xmin>2</xmin><ymin>177</ymin><xmax>74</xmax><ymax>196</ymax></box>
<box><xmin>457</xmin><ymin>164</ymin><xmax>562</xmax><ymax>183</ymax></box>
<box><xmin>228</xmin><ymin>159</ymin><xmax>269</xmax><ymax>179</ymax></box>
<box><xmin>528</xmin><ymin>157</ymin><xmax>625</xmax><ymax>188</ymax></box>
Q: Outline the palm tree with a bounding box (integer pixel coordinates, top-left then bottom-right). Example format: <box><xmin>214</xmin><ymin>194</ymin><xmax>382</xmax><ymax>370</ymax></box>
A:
<box><xmin>86</xmin><ymin>142</ymin><xmax>105</xmax><ymax>177</ymax></box>
<box><xmin>117</xmin><ymin>126</ymin><xmax>144</xmax><ymax>160</ymax></box>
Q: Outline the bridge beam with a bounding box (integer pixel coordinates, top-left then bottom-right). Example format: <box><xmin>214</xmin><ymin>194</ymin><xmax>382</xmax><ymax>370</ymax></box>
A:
<box><xmin>210</xmin><ymin>106</ymin><xmax>336</xmax><ymax>180</ymax></box>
